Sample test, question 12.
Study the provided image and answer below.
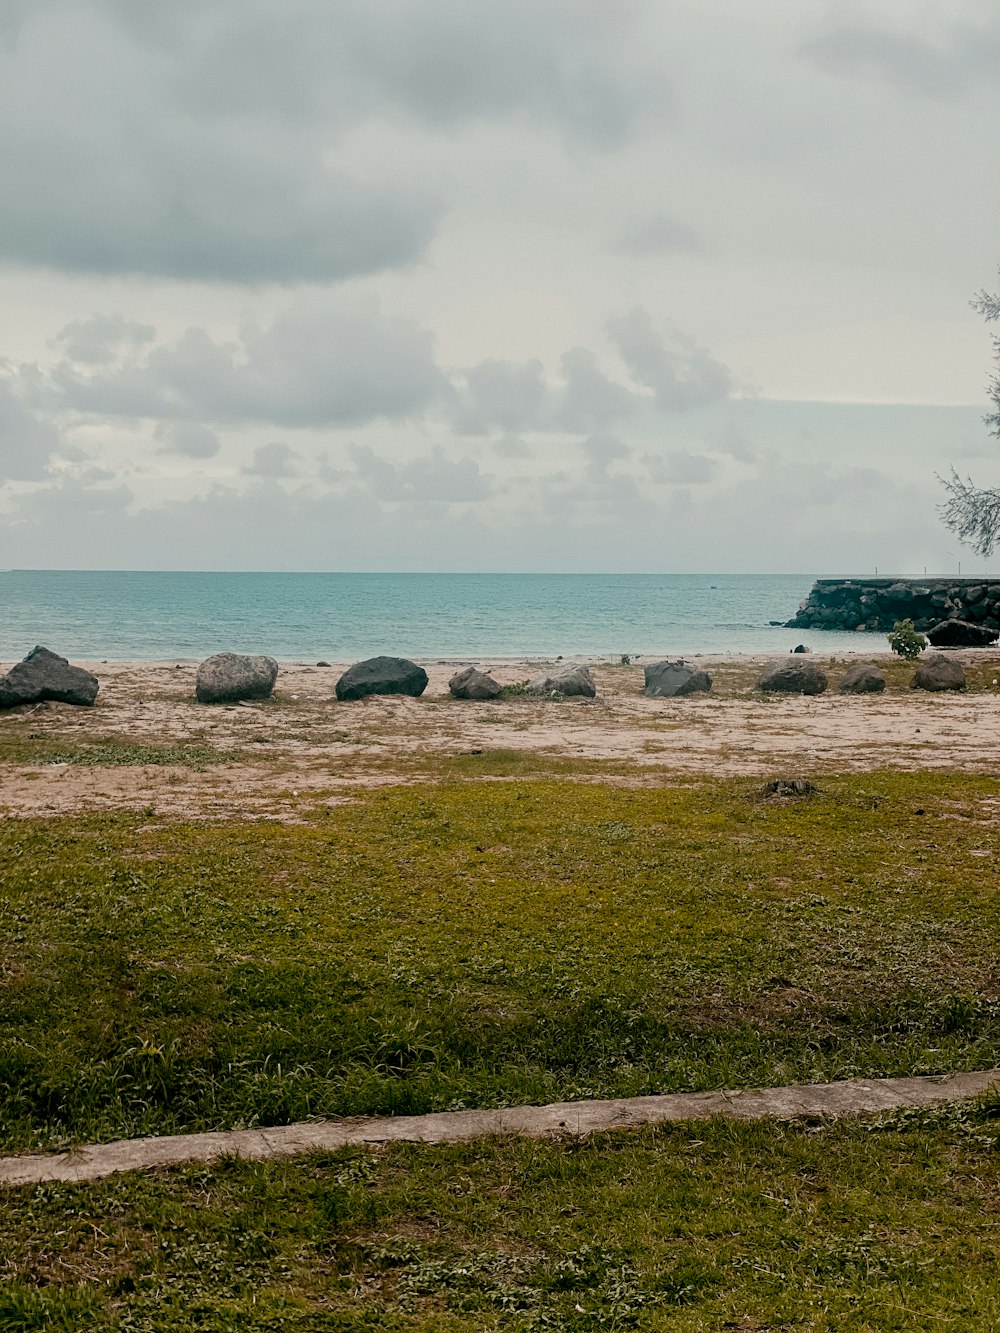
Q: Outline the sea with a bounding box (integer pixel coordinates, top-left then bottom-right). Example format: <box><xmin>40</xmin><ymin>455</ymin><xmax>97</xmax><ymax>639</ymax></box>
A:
<box><xmin>0</xmin><ymin>570</ymin><xmax>886</xmax><ymax>662</ymax></box>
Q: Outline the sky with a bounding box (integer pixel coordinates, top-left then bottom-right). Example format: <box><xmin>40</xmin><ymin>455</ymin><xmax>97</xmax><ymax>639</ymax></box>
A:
<box><xmin>1</xmin><ymin>0</ymin><xmax>998</xmax><ymax>574</ymax></box>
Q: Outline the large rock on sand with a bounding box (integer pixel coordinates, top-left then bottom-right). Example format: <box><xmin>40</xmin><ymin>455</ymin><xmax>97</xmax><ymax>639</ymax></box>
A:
<box><xmin>196</xmin><ymin>652</ymin><xmax>278</xmax><ymax>704</ymax></box>
<box><xmin>926</xmin><ymin>619</ymin><xmax>999</xmax><ymax>648</ymax></box>
<box><xmin>838</xmin><ymin>663</ymin><xmax>886</xmax><ymax>694</ymax></box>
<box><xmin>912</xmin><ymin>655</ymin><xmax>966</xmax><ymax>692</ymax></box>
<box><xmin>449</xmin><ymin>666</ymin><xmax>501</xmax><ymax>700</ymax></box>
<box><xmin>335</xmin><ymin>656</ymin><xmax>428</xmax><ymax>701</ymax></box>
<box><xmin>527</xmin><ymin>664</ymin><xmax>596</xmax><ymax>698</ymax></box>
<box><xmin>757</xmin><ymin>660</ymin><xmax>828</xmax><ymax>695</ymax></box>
<box><xmin>0</xmin><ymin>645</ymin><xmax>99</xmax><ymax>708</ymax></box>
<box><xmin>643</xmin><ymin>659</ymin><xmax>712</xmax><ymax>698</ymax></box>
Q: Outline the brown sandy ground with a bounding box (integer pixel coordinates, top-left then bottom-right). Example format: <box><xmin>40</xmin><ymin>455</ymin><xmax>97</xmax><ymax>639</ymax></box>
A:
<box><xmin>2</xmin><ymin>651</ymin><xmax>1000</xmax><ymax>821</ymax></box>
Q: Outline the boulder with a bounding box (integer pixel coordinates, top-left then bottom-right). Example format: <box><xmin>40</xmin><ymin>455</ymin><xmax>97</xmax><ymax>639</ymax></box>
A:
<box><xmin>912</xmin><ymin>655</ymin><xmax>966</xmax><ymax>692</ymax></box>
<box><xmin>526</xmin><ymin>664</ymin><xmax>596</xmax><ymax>698</ymax></box>
<box><xmin>791</xmin><ymin>644</ymin><xmax>811</xmax><ymax>654</ymax></box>
<box><xmin>926</xmin><ymin>619</ymin><xmax>999</xmax><ymax>648</ymax></box>
<box><xmin>643</xmin><ymin>659</ymin><xmax>712</xmax><ymax>698</ymax></box>
<box><xmin>195</xmin><ymin>652</ymin><xmax>278</xmax><ymax>704</ymax></box>
<box><xmin>0</xmin><ymin>645</ymin><xmax>99</xmax><ymax>708</ymax></box>
<box><xmin>449</xmin><ymin>665</ymin><xmax>501</xmax><ymax>700</ymax></box>
<box><xmin>757</xmin><ymin>660</ymin><xmax>828</xmax><ymax>695</ymax></box>
<box><xmin>335</xmin><ymin>655</ymin><xmax>428</xmax><ymax>701</ymax></box>
<box><xmin>838</xmin><ymin>664</ymin><xmax>886</xmax><ymax>694</ymax></box>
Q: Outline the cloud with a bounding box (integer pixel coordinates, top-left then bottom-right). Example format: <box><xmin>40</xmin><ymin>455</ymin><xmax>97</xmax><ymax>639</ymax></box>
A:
<box><xmin>609</xmin><ymin>212</ymin><xmax>705</xmax><ymax>256</ymax></box>
<box><xmin>0</xmin><ymin>5</ymin><xmax>439</xmax><ymax>283</ymax></box>
<box><xmin>154</xmin><ymin>422</ymin><xmax>221</xmax><ymax>459</ymax></box>
<box><xmin>607</xmin><ymin>308</ymin><xmax>733</xmax><ymax>412</ymax></box>
<box><xmin>42</xmin><ymin>298</ymin><xmax>446</xmax><ymax>428</ymax></box>
<box><xmin>349</xmin><ymin>445</ymin><xmax>494</xmax><ymax>502</ymax></box>
<box><xmin>553</xmin><ymin>347</ymin><xmax>636</xmax><ymax>433</ymax></box>
<box><xmin>244</xmin><ymin>441</ymin><xmax>299</xmax><ymax>478</ymax></box>
<box><xmin>453</xmin><ymin>359</ymin><xmax>549</xmax><ymax>435</ymax></box>
<box><xmin>53</xmin><ymin>314</ymin><xmax>156</xmax><ymax>366</ymax></box>
<box><xmin>800</xmin><ymin>18</ymin><xmax>1000</xmax><ymax>98</ymax></box>
<box><xmin>645</xmin><ymin>450</ymin><xmax>718</xmax><ymax>484</ymax></box>
<box><xmin>0</xmin><ymin>377</ymin><xmax>59</xmax><ymax>482</ymax></box>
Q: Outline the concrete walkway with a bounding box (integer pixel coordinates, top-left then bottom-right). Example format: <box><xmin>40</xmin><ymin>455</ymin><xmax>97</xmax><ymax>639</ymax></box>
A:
<box><xmin>2</xmin><ymin>1069</ymin><xmax>997</xmax><ymax>1188</ymax></box>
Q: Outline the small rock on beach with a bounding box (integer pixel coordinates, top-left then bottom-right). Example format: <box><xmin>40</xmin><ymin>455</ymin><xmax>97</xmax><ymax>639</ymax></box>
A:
<box><xmin>335</xmin><ymin>656</ymin><xmax>428</xmax><ymax>701</ymax></box>
<box><xmin>911</xmin><ymin>656</ymin><xmax>966</xmax><ymax>692</ymax></box>
<box><xmin>527</xmin><ymin>664</ymin><xmax>596</xmax><ymax>698</ymax></box>
<box><xmin>643</xmin><ymin>660</ymin><xmax>712</xmax><ymax>698</ymax></box>
<box><xmin>449</xmin><ymin>666</ymin><xmax>501</xmax><ymax>700</ymax></box>
<box><xmin>195</xmin><ymin>653</ymin><xmax>278</xmax><ymax>704</ymax></box>
<box><xmin>0</xmin><ymin>645</ymin><xmax>99</xmax><ymax>708</ymax></box>
<box><xmin>757</xmin><ymin>660</ymin><xmax>828</xmax><ymax>695</ymax></box>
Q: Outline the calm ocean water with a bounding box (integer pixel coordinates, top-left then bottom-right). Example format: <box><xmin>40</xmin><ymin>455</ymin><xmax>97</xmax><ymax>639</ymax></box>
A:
<box><xmin>0</xmin><ymin>571</ymin><xmax>887</xmax><ymax>661</ymax></box>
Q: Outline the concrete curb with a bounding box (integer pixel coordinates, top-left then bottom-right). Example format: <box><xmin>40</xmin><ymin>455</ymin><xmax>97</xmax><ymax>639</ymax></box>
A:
<box><xmin>3</xmin><ymin>1068</ymin><xmax>997</xmax><ymax>1188</ymax></box>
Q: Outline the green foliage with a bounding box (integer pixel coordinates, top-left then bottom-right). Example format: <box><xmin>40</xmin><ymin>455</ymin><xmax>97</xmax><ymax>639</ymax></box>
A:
<box><xmin>498</xmin><ymin>680</ymin><xmax>532</xmax><ymax>698</ymax></box>
<box><xmin>888</xmin><ymin>618</ymin><xmax>927</xmax><ymax>660</ymax></box>
<box><xmin>3</xmin><ymin>774</ymin><xmax>1000</xmax><ymax>1152</ymax></box>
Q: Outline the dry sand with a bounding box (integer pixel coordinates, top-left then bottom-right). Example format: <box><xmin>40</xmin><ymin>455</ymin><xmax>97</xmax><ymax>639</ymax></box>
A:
<box><xmin>2</xmin><ymin>652</ymin><xmax>999</xmax><ymax>821</ymax></box>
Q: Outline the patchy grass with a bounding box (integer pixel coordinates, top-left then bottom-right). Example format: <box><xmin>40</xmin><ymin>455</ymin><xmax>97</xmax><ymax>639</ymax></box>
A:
<box><xmin>0</xmin><ymin>734</ymin><xmax>241</xmax><ymax>769</ymax></box>
<box><xmin>2</xmin><ymin>772</ymin><xmax>1000</xmax><ymax>1151</ymax></box>
<box><xmin>3</xmin><ymin>1099</ymin><xmax>1000</xmax><ymax>1329</ymax></box>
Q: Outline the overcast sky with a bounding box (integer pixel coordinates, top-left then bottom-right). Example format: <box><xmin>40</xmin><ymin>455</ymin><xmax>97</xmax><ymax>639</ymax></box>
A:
<box><xmin>1</xmin><ymin>0</ymin><xmax>998</xmax><ymax>574</ymax></box>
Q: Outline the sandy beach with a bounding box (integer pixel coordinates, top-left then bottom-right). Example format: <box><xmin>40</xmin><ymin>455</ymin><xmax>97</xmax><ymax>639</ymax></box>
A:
<box><xmin>3</xmin><ymin>650</ymin><xmax>1000</xmax><ymax>821</ymax></box>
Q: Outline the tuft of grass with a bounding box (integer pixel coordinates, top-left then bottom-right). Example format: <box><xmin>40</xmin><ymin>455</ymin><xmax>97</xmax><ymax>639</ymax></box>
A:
<box><xmin>3</xmin><ymin>772</ymin><xmax>1000</xmax><ymax>1151</ymax></box>
<box><xmin>3</xmin><ymin>1101</ymin><xmax>1000</xmax><ymax>1328</ymax></box>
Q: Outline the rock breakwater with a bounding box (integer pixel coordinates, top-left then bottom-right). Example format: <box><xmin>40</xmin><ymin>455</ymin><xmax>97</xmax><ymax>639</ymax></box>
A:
<box><xmin>787</xmin><ymin>578</ymin><xmax>1000</xmax><ymax>634</ymax></box>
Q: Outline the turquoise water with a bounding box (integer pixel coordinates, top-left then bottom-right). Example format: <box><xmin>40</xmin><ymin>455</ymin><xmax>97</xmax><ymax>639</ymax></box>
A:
<box><xmin>0</xmin><ymin>571</ymin><xmax>885</xmax><ymax>661</ymax></box>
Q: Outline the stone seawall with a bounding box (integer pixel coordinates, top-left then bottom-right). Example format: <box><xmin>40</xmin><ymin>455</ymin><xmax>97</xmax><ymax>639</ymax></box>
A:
<box><xmin>786</xmin><ymin>578</ymin><xmax>1000</xmax><ymax>634</ymax></box>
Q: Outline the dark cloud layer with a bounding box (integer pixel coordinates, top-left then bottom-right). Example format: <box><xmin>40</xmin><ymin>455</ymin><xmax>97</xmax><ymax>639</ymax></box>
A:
<box><xmin>0</xmin><ymin>0</ymin><xmax>665</xmax><ymax>282</ymax></box>
<box><xmin>802</xmin><ymin>15</ymin><xmax>1000</xmax><ymax>98</ymax></box>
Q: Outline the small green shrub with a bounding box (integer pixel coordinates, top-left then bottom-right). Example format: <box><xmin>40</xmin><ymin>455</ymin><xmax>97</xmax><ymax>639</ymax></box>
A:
<box><xmin>499</xmin><ymin>680</ymin><xmax>532</xmax><ymax>698</ymax></box>
<box><xmin>888</xmin><ymin>618</ymin><xmax>927</xmax><ymax>660</ymax></box>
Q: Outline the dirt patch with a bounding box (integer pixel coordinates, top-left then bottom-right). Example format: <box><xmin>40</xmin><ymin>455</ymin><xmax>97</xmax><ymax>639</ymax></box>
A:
<box><xmin>2</xmin><ymin>654</ymin><xmax>1000</xmax><ymax>819</ymax></box>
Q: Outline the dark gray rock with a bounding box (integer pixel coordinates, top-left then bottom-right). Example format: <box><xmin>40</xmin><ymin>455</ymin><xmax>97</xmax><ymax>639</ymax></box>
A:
<box><xmin>0</xmin><ymin>645</ymin><xmax>99</xmax><ymax>708</ymax></box>
<box><xmin>527</xmin><ymin>664</ymin><xmax>596</xmax><ymax>698</ymax></box>
<box><xmin>643</xmin><ymin>660</ymin><xmax>712</xmax><ymax>698</ymax></box>
<box><xmin>838</xmin><ymin>663</ymin><xmax>886</xmax><ymax>694</ymax></box>
<box><xmin>195</xmin><ymin>652</ymin><xmax>278</xmax><ymax>704</ymax></box>
<box><xmin>757</xmin><ymin>778</ymin><xmax>817</xmax><ymax>800</ymax></box>
<box><xmin>912</xmin><ymin>656</ymin><xmax>966</xmax><ymax>692</ymax></box>
<box><xmin>316</xmin><ymin>661</ymin><xmax>331</xmax><ymax>667</ymax></box>
<box><xmin>757</xmin><ymin>660</ymin><xmax>828</xmax><ymax>695</ymax></box>
<box><xmin>335</xmin><ymin>656</ymin><xmax>428</xmax><ymax>701</ymax></box>
<box><xmin>926</xmin><ymin>619</ymin><xmax>999</xmax><ymax>648</ymax></box>
<box><xmin>449</xmin><ymin>665</ymin><xmax>501</xmax><ymax>700</ymax></box>
<box><xmin>791</xmin><ymin>644</ymin><xmax>811</xmax><ymax>654</ymax></box>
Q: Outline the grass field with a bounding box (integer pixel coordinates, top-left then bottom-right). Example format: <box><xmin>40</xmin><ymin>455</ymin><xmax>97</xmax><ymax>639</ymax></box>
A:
<box><xmin>3</xmin><ymin>1101</ymin><xmax>1000</xmax><ymax>1330</ymax></box>
<box><xmin>3</xmin><ymin>772</ymin><xmax>999</xmax><ymax>1154</ymax></box>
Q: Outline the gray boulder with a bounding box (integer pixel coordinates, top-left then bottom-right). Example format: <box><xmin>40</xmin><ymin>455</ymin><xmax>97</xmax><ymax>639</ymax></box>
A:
<box><xmin>0</xmin><ymin>645</ymin><xmax>99</xmax><ymax>708</ymax></box>
<box><xmin>757</xmin><ymin>660</ymin><xmax>828</xmax><ymax>695</ymax></box>
<box><xmin>449</xmin><ymin>665</ymin><xmax>501</xmax><ymax>700</ymax></box>
<box><xmin>196</xmin><ymin>652</ymin><xmax>278</xmax><ymax>704</ymax></box>
<box><xmin>335</xmin><ymin>655</ymin><xmax>428</xmax><ymax>701</ymax></box>
<box><xmin>527</xmin><ymin>664</ymin><xmax>596</xmax><ymax>698</ymax></box>
<box><xmin>926</xmin><ymin>619</ymin><xmax>999</xmax><ymax>648</ymax></box>
<box><xmin>643</xmin><ymin>659</ymin><xmax>712</xmax><ymax>698</ymax></box>
<box><xmin>838</xmin><ymin>663</ymin><xmax>886</xmax><ymax>694</ymax></box>
<box><xmin>912</xmin><ymin>655</ymin><xmax>966</xmax><ymax>692</ymax></box>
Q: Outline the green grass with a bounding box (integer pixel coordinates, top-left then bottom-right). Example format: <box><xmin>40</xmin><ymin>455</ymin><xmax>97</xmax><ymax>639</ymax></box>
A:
<box><xmin>3</xmin><ymin>1100</ymin><xmax>1000</xmax><ymax>1329</ymax></box>
<box><xmin>2</xmin><ymin>772</ymin><xmax>1000</xmax><ymax>1152</ymax></box>
<box><xmin>0</xmin><ymin>735</ymin><xmax>238</xmax><ymax>769</ymax></box>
